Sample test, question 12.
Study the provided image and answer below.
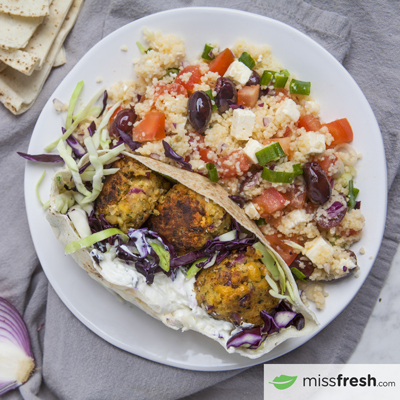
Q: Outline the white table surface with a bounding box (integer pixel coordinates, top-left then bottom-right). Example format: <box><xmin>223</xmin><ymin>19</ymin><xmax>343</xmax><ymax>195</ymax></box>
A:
<box><xmin>348</xmin><ymin>243</ymin><xmax>400</xmax><ymax>363</ymax></box>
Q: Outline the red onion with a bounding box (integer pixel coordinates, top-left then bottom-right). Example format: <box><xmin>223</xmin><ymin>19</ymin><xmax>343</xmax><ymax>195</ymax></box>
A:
<box><xmin>263</xmin><ymin>117</ymin><xmax>270</xmax><ymax>127</ymax></box>
<box><xmin>258</xmin><ymin>103</ymin><xmax>264</xmax><ymax>107</ymax></box>
<box><xmin>316</xmin><ymin>201</ymin><xmax>347</xmax><ymax>229</ymax></box>
<box><xmin>150</xmin><ymin>153</ymin><xmax>161</xmax><ymax>160</ymax></box>
<box><xmin>0</xmin><ymin>297</ymin><xmax>35</xmax><ymax>395</ymax></box>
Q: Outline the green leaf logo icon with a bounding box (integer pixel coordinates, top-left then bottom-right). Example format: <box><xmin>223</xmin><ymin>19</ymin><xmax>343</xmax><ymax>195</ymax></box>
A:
<box><xmin>269</xmin><ymin>375</ymin><xmax>297</xmax><ymax>390</ymax></box>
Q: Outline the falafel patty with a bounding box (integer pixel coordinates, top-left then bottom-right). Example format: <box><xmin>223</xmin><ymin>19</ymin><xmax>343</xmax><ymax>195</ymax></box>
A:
<box><xmin>147</xmin><ymin>183</ymin><xmax>231</xmax><ymax>255</ymax></box>
<box><xmin>95</xmin><ymin>157</ymin><xmax>171</xmax><ymax>233</ymax></box>
<box><xmin>194</xmin><ymin>247</ymin><xmax>280</xmax><ymax>326</ymax></box>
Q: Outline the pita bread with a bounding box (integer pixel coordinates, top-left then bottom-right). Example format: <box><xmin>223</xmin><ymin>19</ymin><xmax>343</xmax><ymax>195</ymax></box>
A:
<box><xmin>53</xmin><ymin>46</ymin><xmax>66</xmax><ymax>67</ymax></box>
<box><xmin>0</xmin><ymin>62</ymin><xmax>6</xmax><ymax>72</ymax></box>
<box><xmin>0</xmin><ymin>0</ymin><xmax>73</xmax><ymax>75</ymax></box>
<box><xmin>0</xmin><ymin>0</ymin><xmax>83</xmax><ymax>114</ymax></box>
<box><xmin>0</xmin><ymin>0</ymin><xmax>50</xmax><ymax>17</ymax></box>
<box><xmin>46</xmin><ymin>153</ymin><xmax>319</xmax><ymax>359</ymax></box>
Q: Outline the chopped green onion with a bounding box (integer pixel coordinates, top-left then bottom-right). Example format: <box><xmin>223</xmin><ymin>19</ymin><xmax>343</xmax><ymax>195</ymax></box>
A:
<box><xmin>238</xmin><ymin>52</ymin><xmax>255</xmax><ymax>69</ymax></box>
<box><xmin>260</xmin><ymin>70</ymin><xmax>275</xmax><ymax>86</ymax></box>
<box><xmin>65</xmin><ymin>228</ymin><xmax>128</xmax><ymax>254</ymax></box>
<box><xmin>293</xmin><ymin>164</ymin><xmax>303</xmax><ymax>176</ymax></box>
<box><xmin>252</xmin><ymin>242</ymin><xmax>280</xmax><ymax>280</ymax></box>
<box><xmin>289</xmin><ymin>79</ymin><xmax>311</xmax><ymax>95</ymax></box>
<box><xmin>255</xmin><ymin>218</ymin><xmax>266</xmax><ymax>226</ymax></box>
<box><xmin>66</xmin><ymin>81</ymin><xmax>84</xmax><ymax>129</ymax></box>
<box><xmin>205</xmin><ymin>89</ymin><xmax>218</xmax><ymax>111</ymax></box>
<box><xmin>264</xmin><ymin>273</ymin><xmax>280</xmax><ymax>293</ymax></box>
<box><xmin>167</xmin><ymin>68</ymin><xmax>180</xmax><ymax>76</ymax></box>
<box><xmin>347</xmin><ymin>180</ymin><xmax>359</xmax><ymax>210</ymax></box>
<box><xmin>261</xmin><ymin>168</ymin><xmax>295</xmax><ymax>184</ymax></box>
<box><xmin>255</xmin><ymin>142</ymin><xmax>285</xmax><ymax>165</ymax></box>
<box><xmin>274</xmin><ymin>69</ymin><xmax>290</xmax><ymax>89</ymax></box>
<box><xmin>291</xmin><ymin>267</ymin><xmax>307</xmax><ymax>281</ymax></box>
<box><xmin>36</xmin><ymin>171</ymin><xmax>46</xmax><ymax>206</ymax></box>
<box><xmin>186</xmin><ymin>257</ymin><xmax>208</xmax><ymax>279</ymax></box>
<box><xmin>146</xmin><ymin>48</ymin><xmax>153</xmax><ymax>53</ymax></box>
<box><xmin>136</xmin><ymin>41</ymin><xmax>146</xmax><ymax>53</ymax></box>
<box><xmin>206</xmin><ymin>162</ymin><xmax>219</xmax><ymax>182</ymax></box>
<box><xmin>201</xmin><ymin>44</ymin><xmax>215</xmax><ymax>61</ymax></box>
<box><xmin>150</xmin><ymin>242</ymin><xmax>170</xmax><ymax>272</ymax></box>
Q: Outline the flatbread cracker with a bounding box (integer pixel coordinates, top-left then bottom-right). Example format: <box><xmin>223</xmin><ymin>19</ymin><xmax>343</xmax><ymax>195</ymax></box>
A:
<box><xmin>0</xmin><ymin>0</ymin><xmax>84</xmax><ymax>114</ymax></box>
<box><xmin>0</xmin><ymin>0</ymin><xmax>73</xmax><ymax>75</ymax></box>
<box><xmin>0</xmin><ymin>12</ymin><xmax>44</xmax><ymax>50</ymax></box>
<box><xmin>53</xmin><ymin>46</ymin><xmax>66</xmax><ymax>67</ymax></box>
<box><xmin>0</xmin><ymin>0</ymin><xmax>50</xmax><ymax>17</ymax></box>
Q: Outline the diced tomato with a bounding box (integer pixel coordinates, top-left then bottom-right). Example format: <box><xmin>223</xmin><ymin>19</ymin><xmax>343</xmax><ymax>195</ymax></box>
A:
<box><xmin>263</xmin><ymin>233</ymin><xmax>298</xmax><ymax>265</ymax></box>
<box><xmin>175</xmin><ymin>65</ymin><xmax>204</xmax><ymax>92</ymax></box>
<box><xmin>298</xmin><ymin>114</ymin><xmax>322</xmax><ymax>132</ymax></box>
<box><xmin>132</xmin><ymin>112</ymin><xmax>166</xmax><ymax>142</ymax></box>
<box><xmin>154</xmin><ymin>82</ymin><xmax>188</xmax><ymax>98</ymax></box>
<box><xmin>314</xmin><ymin>153</ymin><xmax>338</xmax><ymax>178</ymax></box>
<box><xmin>198</xmin><ymin>148</ymin><xmax>215</xmax><ymax>163</ymax></box>
<box><xmin>263</xmin><ymin>137</ymin><xmax>291</xmax><ymax>156</ymax></box>
<box><xmin>324</xmin><ymin>118</ymin><xmax>353</xmax><ymax>146</ymax></box>
<box><xmin>208</xmin><ymin>48</ymin><xmax>235</xmax><ymax>76</ymax></box>
<box><xmin>237</xmin><ymin>85</ymin><xmax>260</xmax><ymax>108</ymax></box>
<box><xmin>285</xmin><ymin>185</ymin><xmax>307</xmax><ymax>210</ymax></box>
<box><xmin>218</xmin><ymin>150</ymin><xmax>251</xmax><ymax>179</ymax></box>
<box><xmin>252</xmin><ymin>188</ymin><xmax>287</xmax><ymax>215</ymax></box>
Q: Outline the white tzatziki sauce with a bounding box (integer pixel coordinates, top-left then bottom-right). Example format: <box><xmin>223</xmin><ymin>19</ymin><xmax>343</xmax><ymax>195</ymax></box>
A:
<box><xmin>90</xmin><ymin>247</ymin><xmax>235</xmax><ymax>342</ymax></box>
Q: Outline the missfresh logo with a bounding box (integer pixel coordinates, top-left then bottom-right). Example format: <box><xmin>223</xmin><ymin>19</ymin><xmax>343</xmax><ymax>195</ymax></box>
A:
<box><xmin>264</xmin><ymin>365</ymin><xmax>400</xmax><ymax>400</ymax></box>
<box><xmin>269</xmin><ymin>375</ymin><xmax>297</xmax><ymax>390</ymax></box>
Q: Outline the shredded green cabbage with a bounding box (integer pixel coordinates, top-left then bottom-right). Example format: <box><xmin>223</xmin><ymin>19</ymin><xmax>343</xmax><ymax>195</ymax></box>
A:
<box><xmin>93</xmin><ymin>101</ymin><xmax>121</xmax><ymax>149</ymax></box>
<box><xmin>57</xmin><ymin>140</ymin><xmax>91</xmax><ymax>197</ymax></box>
<box><xmin>98</xmin><ymin>144</ymin><xmax>125</xmax><ymax>164</ymax></box>
<box><xmin>149</xmin><ymin>242</ymin><xmax>170</xmax><ymax>272</ymax></box>
<box><xmin>54</xmin><ymin>192</ymin><xmax>75</xmax><ymax>214</ymax></box>
<box><xmin>36</xmin><ymin>171</ymin><xmax>46</xmax><ymax>206</ymax></box>
<box><xmin>65</xmin><ymin>228</ymin><xmax>128</xmax><ymax>254</ymax></box>
<box><xmin>45</xmin><ymin>87</ymin><xmax>105</xmax><ymax>152</ymax></box>
<box><xmin>79</xmin><ymin>136</ymin><xmax>103</xmax><ymax>204</ymax></box>
<box><xmin>80</xmin><ymin>168</ymin><xmax>119</xmax><ymax>181</ymax></box>
<box><xmin>253</xmin><ymin>242</ymin><xmax>280</xmax><ymax>280</ymax></box>
<box><xmin>66</xmin><ymin>81</ymin><xmax>84</xmax><ymax>129</ymax></box>
<box><xmin>186</xmin><ymin>257</ymin><xmax>208</xmax><ymax>279</ymax></box>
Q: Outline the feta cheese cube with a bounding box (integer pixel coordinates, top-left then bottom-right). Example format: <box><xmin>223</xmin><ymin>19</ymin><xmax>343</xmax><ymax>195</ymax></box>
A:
<box><xmin>243</xmin><ymin>139</ymin><xmax>264</xmax><ymax>164</ymax></box>
<box><xmin>304</xmin><ymin>100</ymin><xmax>320</xmax><ymax>115</ymax></box>
<box><xmin>280</xmin><ymin>210</ymin><xmax>310</xmax><ymax>230</ymax></box>
<box><xmin>224</xmin><ymin>60</ymin><xmax>252</xmax><ymax>85</ymax></box>
<box><xmin>299</xmin><ymin>132</ymin><xmax>326</xmax><ymax>155</ymax></box>
<box><xmin>304</xmin><ymin>237</ymin><xmax>334</xmax><ymax>268</ymax></box>
<box><xmin>244</xmin><ymin>202</ymin><xmax>260</xmax><ymax>220</ymax></box>
<box><xmin>277</xmin><ymin>99</ymin><xmax>300</xmax><ymax>122</ymax></box>
<box><xmin>230</xmin><ymin>109</ymin><xmax>256</xmax><ymax>140</ymax></box>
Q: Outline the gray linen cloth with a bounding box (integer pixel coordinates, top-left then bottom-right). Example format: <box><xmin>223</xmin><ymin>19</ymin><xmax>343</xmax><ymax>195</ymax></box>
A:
<box><xmin>1</xmin><ymin>0</ymin><xmax>399</xmax><ymax>399</ymax></box>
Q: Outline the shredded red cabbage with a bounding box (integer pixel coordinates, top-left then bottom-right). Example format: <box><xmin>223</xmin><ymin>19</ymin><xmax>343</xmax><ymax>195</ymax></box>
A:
<box><xmin>17</xmin><ymin>152</ymin><xmax>63</xmax><ymax>163</ymax></box>
<box><xmin>162</xmin><ymin>140</ymin><xmax>193</xmax><ymax>171</ymax></box>
<box><xmin>226</xmin><ymin>301</ymin><xmax>305</xmax><ymax>349</ymax></box>
<box><xmin>229</xmin><ymin>104</ymin><xmax>244</xmax><ymax>109</ymax></box>
<box><xmin>229</xmin><ymin>195</ymin><xmax>246</xmax><ymax>208</ymax></box>
<box><xmin>88</xmin><ymin>121</ymin><xmax>96</xmax><ymax>137</ymax></box>
<box><xmin>63</xmin><ymin>128</ymin><xmax>86</xmax><ymax>157</ymax></box>
<box><xmin>118</xmin><ymin>128</ymin><xmax>142</xmax><ymax>151</ymax></box>
<box><xmin>97</xmin><ymin>90</ymin><xmax>108</xmax><ymax>118</ymax></box>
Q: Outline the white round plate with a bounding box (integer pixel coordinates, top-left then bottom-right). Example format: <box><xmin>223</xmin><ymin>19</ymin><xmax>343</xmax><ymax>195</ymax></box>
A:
<box><xmin>25</xmin><ymin>7</ymin><xmax>387</xmax><ymax>371</ymax></box>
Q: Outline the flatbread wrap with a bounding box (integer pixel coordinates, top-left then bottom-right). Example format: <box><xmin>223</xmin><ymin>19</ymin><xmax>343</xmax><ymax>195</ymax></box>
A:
<box><xmin>45</xmin><ymin>149</ymin><xmax>318</xmax><ymax>359</ymax></box>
